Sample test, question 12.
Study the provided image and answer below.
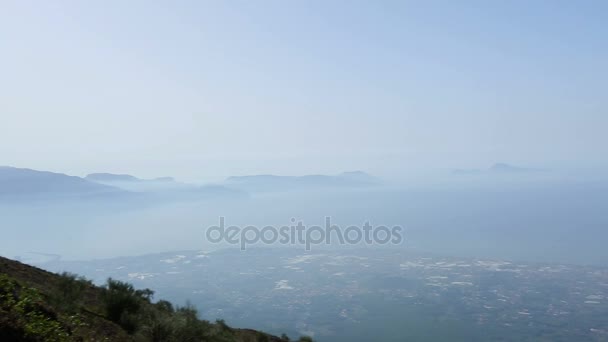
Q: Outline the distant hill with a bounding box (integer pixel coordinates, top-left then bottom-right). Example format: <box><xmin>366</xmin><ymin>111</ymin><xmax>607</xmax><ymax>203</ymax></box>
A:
<box><xmin>0</xmin><ymin>256</ymin><xmax>301</xmax><ymax>341</ymax></box>
<box><xmin>85</xmin><ymin>173</ymin><xmax>175</xmax><ymax>183</ymax></box>
<box><xmin>453</xmin><ymin>163</ymin><xmax>544</xmax><ymax>176</ymax></box>
<box><xmin>0</xmin><ymin>167</ymin><xmax>243</xmax><ymax>202</ymax></box>
<box><xmin>225</xmin><ymin>171</ymin><xmax>378</xmax><ymax>192</ymax></box>
<box><xmin>85</xmin><ymin>172</ymin><xmax>245</xmax><ymax>200</ymax></box>
<box><xmin>0</xmin><ymin>166</ymin><xmax>123</xmax><ymax>199</ymax></box>
<box><xmin>86</xmin><ymin>173</ymin><xmax>141</xmax><ymax>182</ymax></box>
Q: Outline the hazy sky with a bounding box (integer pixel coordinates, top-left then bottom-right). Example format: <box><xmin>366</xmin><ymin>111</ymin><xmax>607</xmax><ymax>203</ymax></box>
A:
<box><xmin>1</xmin><ymin>1</ymin><xmax>606</xmax><ymax>181</ymax></box>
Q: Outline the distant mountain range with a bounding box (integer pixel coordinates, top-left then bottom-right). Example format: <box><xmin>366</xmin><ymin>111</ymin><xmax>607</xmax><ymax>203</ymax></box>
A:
<box><xmin>0</xmin><ymin>167</ymin><xmax>243</xmax><ymax>202</ymax></box>
<box><xmin>0</xmin><ymin>166</ymin><xmax>376</xmax><ymax>201</ymax></box>
<box><xmin>0</xmin><ymin>166</ymin><xmax>123</xmax><ymax>199</ymax></box>
<box><xmin>84</xmin><ymin>172</ymin><xmax>246</xmax><ymax>199</ymax></box>
<box><xmin>453</xmin><ymin>163</ymin><xmax>544</xmax><ymax>176</ymax></box>
<box><xmin>86</xmin><ymin>173</ymin><xmax>175</xmax><ymax>183</ymax></box>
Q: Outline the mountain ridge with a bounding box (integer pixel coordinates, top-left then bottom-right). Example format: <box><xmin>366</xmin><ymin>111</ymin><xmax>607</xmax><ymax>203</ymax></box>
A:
<box><xmin>0</xmin><ymin>255</ymin><xmax>303</xmax><ymax>342</ymax></box>
<box><xmin>0</xmin><ymin>166</ymin><xmax>124</xmax><ymax>198</ymax></box>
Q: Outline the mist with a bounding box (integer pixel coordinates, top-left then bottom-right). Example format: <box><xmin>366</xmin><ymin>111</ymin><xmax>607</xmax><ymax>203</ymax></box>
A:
<box><xmin>2</xmin><ymin>169</ymin><xmax>607</xmax><ymax>266</ymax></box>
<box><xmin>2</xmin><ymin>1</ymin><xmax>607</xmax><ymax>341</ymax></box>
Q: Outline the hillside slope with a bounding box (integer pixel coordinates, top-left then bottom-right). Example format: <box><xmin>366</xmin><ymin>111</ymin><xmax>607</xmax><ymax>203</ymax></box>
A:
<box><xmin>0</xmin><ymin>256</ymin><xmax>300</xmax><ymax>342</ymax></box>
<box><xmin>0</xmin><ymin>167</ymin><xmax>124</xmax><ymax>200</ymax></box>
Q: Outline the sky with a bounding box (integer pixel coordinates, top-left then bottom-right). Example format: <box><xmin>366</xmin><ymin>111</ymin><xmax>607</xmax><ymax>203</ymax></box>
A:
<box><xmin>1</xmin><ymin>0</ymin><xmax>606</xmax><ymax>181</ymax></box>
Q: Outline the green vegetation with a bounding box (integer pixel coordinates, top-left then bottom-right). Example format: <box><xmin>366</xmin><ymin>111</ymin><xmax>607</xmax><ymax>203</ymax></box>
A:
<box><xmin>0</xmin><ymin>274</ymin><xmax>69</xmax><ymax>342</ymax></box>
<box><xmin>0</xmin><ymin>256</ymin><xmax>313</xmax><ymax>342</ymax></box>
<box><xmin>53</xmin><ymin>272</ymin><xmax>91</xmax><ymax>311</ymax></box>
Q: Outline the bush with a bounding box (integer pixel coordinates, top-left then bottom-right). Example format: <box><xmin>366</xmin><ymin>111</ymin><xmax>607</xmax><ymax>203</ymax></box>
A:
<box><xmin>215</xmin><ymin>318</ymin><xmax>231</xmax><ymax>332</ymax></box>
<box><xmin>54</xmin><ymin>272</ymin><xmax>90</xmax><ymax>311</ymax></box>
<box><xmin>102</xmin><ymin>278</ymin><xmax>145</xmax><ymax>333</ymax></box>
<box><xmin>256</xmin><ymin>332</ymin><xmax>270</xmax><ymax>342</ymax></box>
<box><xmin>0</xmin><ymin>275</ymin><xmax>69</xmax><ymax>342</ymax></box>
<box><xmin>136</xmin><ymin>310</ymin><xmax>175</xmax><ymax>342</ymax></box>
<box><xmin>171</xmin><ymin>303</ymin><xmax>210</xmax><ymax>341</ymax></box>
<box><xmin>155</xmin><ymin>300</ymin><xmax>175</xmax><ymax>314</ymax></box>
<box><xmin>136</xmin><ymin>288</ymin><xmax>155</xmax><ymax>301</ymax></box>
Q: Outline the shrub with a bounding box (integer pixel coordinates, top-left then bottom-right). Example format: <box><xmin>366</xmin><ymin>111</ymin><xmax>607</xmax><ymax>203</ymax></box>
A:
<box><xmin>155</xmin><ymin>300</ymin><xmax>175</xmax><ymax>314</ymax></box>
<box><xmin>54</xmin><ymin>272</ymin><xmax>90</xmax><ymax>311</ymax></box>
<box><xmin>256</xmin><ymin>332</ymin><xmax>270</xmax><ymax>342</ymax></box>
<box><xmin>0</xmin><ymin>275</ymin><xmax>69</xmax><ymax>342</ymax></box>
<box><xmin>102</xmin><ymin>278</ymin><xmax>143</xmax><ymax>333</ymax></box>
<box><xmin>136</xmin><ymin>288</ymin><xmax>155</xmax><ymax>301</ymax></box>
<box><xmin>215</xmin><ymin>318</ymin><xmax>231</xmax><ymax>332</ymax></box>
<box><xmin>171</xmin><ymin>303</ymin><xmax>210</xmax><ymax>341</ymax></box>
